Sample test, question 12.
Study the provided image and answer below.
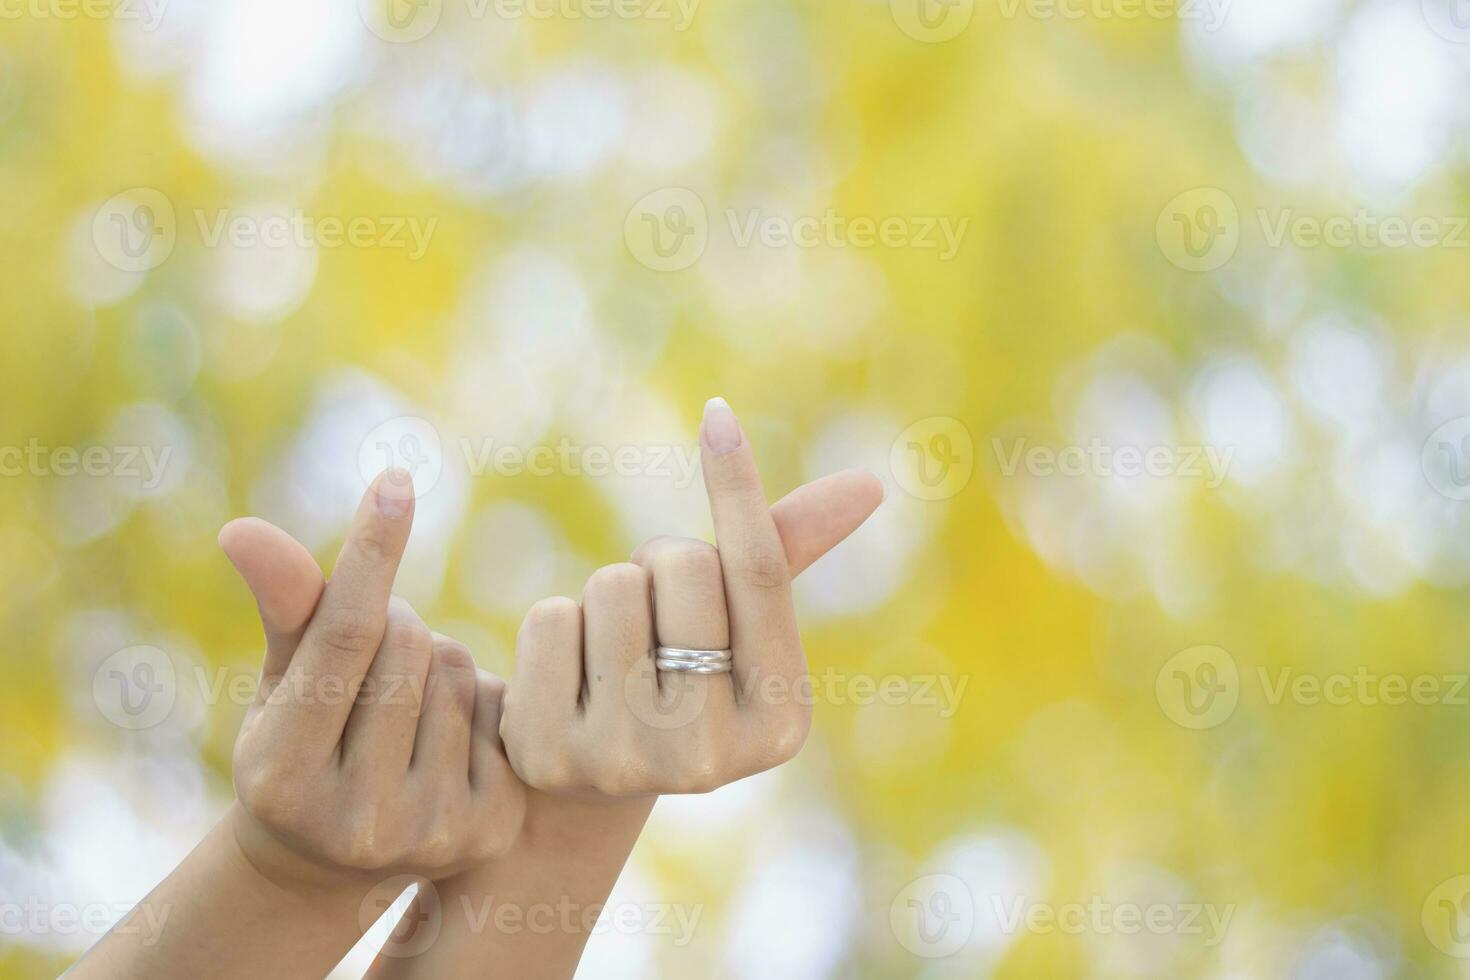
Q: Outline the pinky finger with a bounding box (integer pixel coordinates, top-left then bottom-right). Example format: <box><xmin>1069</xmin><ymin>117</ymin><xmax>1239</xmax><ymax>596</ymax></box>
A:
<box><xmin>470</xmin><ymin>669</ymin><xmax>508</xmax><ymax>787</ymax></box>
<box><xmin>470</xmin><ymin>669</ymin><xmax>526</xmax><ymax>858</ymax></box>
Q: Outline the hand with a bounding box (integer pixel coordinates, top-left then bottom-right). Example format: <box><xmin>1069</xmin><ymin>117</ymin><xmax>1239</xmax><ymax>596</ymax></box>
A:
<box><xmin>221</xmin><ymin>471</ymin><xmax>526</xmax><ymax>888</ymax></box>
<box><xmin>500</xmin><ymin>398</ymin><xmax>881</xmax><ymax>800</ymax></box>
<box><xmin>364</xmin><ymin>401</ymin><xmax>882</xmax><ymax>979</ymax></box>
<box><xmin>70</xmin><ymin>472</ymin><xmax>530</xmax><ymax>980</ymax></box>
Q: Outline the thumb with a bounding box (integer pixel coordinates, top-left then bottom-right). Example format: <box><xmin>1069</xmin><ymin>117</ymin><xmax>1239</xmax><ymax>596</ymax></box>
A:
<box><xmin>770</xmin><ymin>469</ymin><xmax>885</xmax><ymax>578</ymax></box>
<box><xmin>219</xmin><ymin>517</ymin><xmax>326</xmax><ymax>680</ymax></box>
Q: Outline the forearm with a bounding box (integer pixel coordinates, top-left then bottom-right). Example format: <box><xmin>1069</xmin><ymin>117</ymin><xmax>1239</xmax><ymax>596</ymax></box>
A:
<box><xmin>366</xmin><ymin>793</ymin><xmax>656</xmax><ymax>980</ymax></box>
<box><xmin>67</xmin><ymin>805</ymin><xmax>371</xmax><ymax>980</ymax></box>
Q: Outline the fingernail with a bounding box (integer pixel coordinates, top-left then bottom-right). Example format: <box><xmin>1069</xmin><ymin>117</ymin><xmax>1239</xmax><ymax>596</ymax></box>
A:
<box><xmin>866</xmin><ymin>469</ymin><xmax>889</xmax><ymax>503</ymax></box>
<box><xmin>701</xmin><ymin>397</ymin><xmax>743</xmax><ymax>455</ymax></box>
<box><xmin>375</xmin><ymin>468</ymin><xmax>414</xmax><ymax>517</ymax></box>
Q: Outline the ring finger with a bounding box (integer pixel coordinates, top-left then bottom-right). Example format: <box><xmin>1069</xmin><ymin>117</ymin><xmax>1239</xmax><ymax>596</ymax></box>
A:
<box><xmin>631</xmin><ymin>537</ymin><xmax>736</xmax><ymax>727</ymax></box>
<box><xmin>341</xmin><ymin>596</ymin><xmax>432</xmax><ymax>776</ymax></box>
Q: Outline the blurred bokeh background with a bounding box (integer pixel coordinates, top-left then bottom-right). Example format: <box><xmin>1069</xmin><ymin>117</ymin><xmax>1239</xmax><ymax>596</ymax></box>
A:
<box><xmin>3</xmin><ymin>0</ymin><xmax>1470</xmax><ymax>975</ymax></box>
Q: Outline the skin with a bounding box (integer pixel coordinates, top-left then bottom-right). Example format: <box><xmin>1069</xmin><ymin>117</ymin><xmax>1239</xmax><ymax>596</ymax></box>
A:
<box><xmin>72</xmin><ymin>398</ymin><xmax>883</xmax><ymax>977</ymax></box>
<box><xmin>68</xmin><ymin>471</ymin><xmax>525</xmax><ymax>980</ymax></box>
<box><xmin>367</xmin><ymin>398</ymin><xmax>885</xmax><ymax>977</ymax></box>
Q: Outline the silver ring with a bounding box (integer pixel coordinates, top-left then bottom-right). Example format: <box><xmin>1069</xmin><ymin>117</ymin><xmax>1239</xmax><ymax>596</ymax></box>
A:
<box><xmin>656</xmin><ymin>646</ymin><xmax>732</xmax><ymax>664</ymax></box>
<box><xmin>655</xmin><ymin>658</ymin><xmax>733</xmax><ymax>675</ymax></box>
<box><xmin>655</xmin><ymin>647</ymin><xmax>734</xmax><ymax>674</ymax></box>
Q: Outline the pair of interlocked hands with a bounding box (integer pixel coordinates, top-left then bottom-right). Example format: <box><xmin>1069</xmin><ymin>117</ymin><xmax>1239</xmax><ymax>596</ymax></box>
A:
<box><xmin>222</xmin><ymin>397</ymin><xmax>882</xmax><ymax>900</ymax></box>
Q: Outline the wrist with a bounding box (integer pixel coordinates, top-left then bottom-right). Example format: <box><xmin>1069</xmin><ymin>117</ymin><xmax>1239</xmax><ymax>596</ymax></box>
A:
<box><xmin>224</xmin><ymin>801</ymin><xmax>367</xmax><ymax>901</ymax></box>
<box><xmin>515</xmin><ymin>791</ymin><xmax>656</xmax><ymax>859</ymax></box>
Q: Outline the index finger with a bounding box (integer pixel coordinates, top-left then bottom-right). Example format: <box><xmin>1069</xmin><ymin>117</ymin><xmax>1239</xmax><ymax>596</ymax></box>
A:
<box><xmin>270</xmin><ymin>468</ymin><xmax>416</xmax><ymax>750</ymax></box>
<box><xmin>698</xmin><ymin>398</ymin><xmax>803</xmax><ymax>690</ymax></box>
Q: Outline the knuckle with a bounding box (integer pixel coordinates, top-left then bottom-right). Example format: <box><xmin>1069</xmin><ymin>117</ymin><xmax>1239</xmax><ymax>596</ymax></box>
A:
<box><xmin>432</xmin><ymin>636</ymin><xmax>477</xmax><ymax>673</ymax></box>
<box><xmin>476</xmin><ymin>670</ymin><xmax>508</xmax><ymax>705</ymax></box>
<box><xmin>514</xmin><ymin>750</ymin><xmax>578</xmax><ymax>793</ymax></box>
<box><xmin>474</xmin><ymin>795</ymin><xmax>525</xmax><ymax>860</ymax></box>
<box><xmin>679</xmin><ymin>768</ymin><xmax>724</xmax><ymax>796</ymax></box>
<box><xmin>675</xmin><ymin>744</ymin><xmax>726</xmax><ymax>795</ymax></box>
<box><xmin>584</xmin><ymin>562</ymin><xmax>650</xmax><ymax>601</ymax></box>
<box><xmin>630</xmin><ymin>535</ymin><xmax>681</xmax><ymax>566</ymax></box>
<box><xmin>349</xmin><ymin>523</ymin><xmax>397</xmax><ymax>565</ymax></box>
<box><xmin>497</xmin><ymin>691</ymin><xmax>523</xmax><ymax>734</ymax></box>
<box><xmin>331</xmin><ymin>811</ymin><xmax>393</xmax><ymax>870</ymax></box>
<box><xmin>429</xmin><ymin>644</ymin><xmax>479</xmax><ymax>711</ymax></box>
<box><xmin>731</xmin><ymin>547</ymin><xmax>790</xmax><ymax>592</ymax></box>
<box><xmin>234</xmin><ymin>763</ymin><xmax>301</xmax><ymax>832</ymax></box>
<box><xmin>473</xmin><ymin>827</ymin><xmax>514</xmax><ymax>862</ymax></box>
<box><xmin>705</xmin><ymin>460</ymin><xmax>761</xmax><ymax>498</ymax></box>
<box><xmin>657</xmin><ymin>543</ymin><xmax>723</xmax><ymax>588</ymax></box>
<box><xmin>414</xmin><ymin>818</ymin><xmax>456</xmax><ymax>870</ymax></box>
<box><xmin>591</xmin><ymin>769</ymin><xmax>644</xmax><ymax>798</ymax></box>
<box><xmin>522</xmin><ymin>596</ymin><xmax>580</xmax><ymax>636</ymax></box>
<box><xmin>428</xmin><ymin>671</ymin><xmax>477</xmax><ymax>717</ymax></box>
<box><xmin>756</xmin><ymin>712</ymin><xmax>811</xmax><ymax>770</ymax></box>
<box><xmin>383</xmin><ymin>599</ymin><xmax>432</xmax><ymax>657</ymax></box>
<box><xmin>316</xmin><ymin>607</ymin><xmax>381</xmax><ymax>660</ymax></box>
